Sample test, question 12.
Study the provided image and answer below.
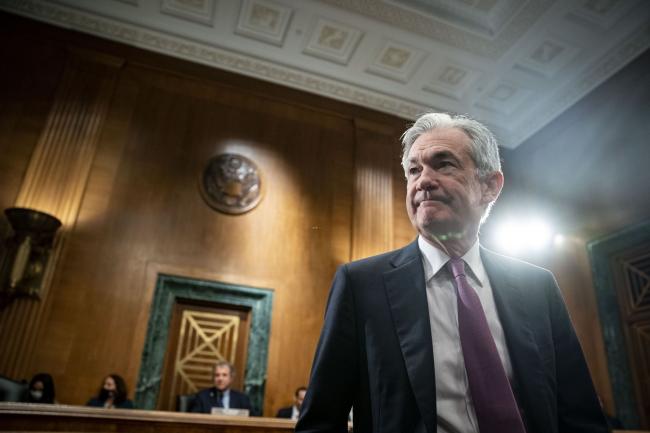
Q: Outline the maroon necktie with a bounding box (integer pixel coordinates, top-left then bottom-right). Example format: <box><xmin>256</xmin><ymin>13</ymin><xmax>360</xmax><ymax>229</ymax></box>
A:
<box><xmin>448</xmin><ymin>257</ymin><xmax>526</xmax><ymax>433</ymax></box>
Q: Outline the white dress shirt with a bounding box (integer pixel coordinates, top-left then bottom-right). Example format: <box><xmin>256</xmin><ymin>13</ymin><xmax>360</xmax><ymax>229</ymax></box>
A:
<box><xmin>418</xmin><ymin>236</ymin><xmax>515</xmax><ymax>433</ymax></box>
<box><xmin>221</xmin><ymin>389</ymin><xmax>231</xmax><ymax>408</ymax></box>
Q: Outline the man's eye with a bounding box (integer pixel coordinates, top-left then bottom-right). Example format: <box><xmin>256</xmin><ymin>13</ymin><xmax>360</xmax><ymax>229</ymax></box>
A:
<box><xmin>438</xmin><ymin>160</ymin><xmax>456</xmax><ymax>169</ymax></box>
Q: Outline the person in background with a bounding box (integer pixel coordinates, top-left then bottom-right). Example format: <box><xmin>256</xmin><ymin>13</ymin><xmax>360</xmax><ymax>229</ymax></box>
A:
<box><xmin>26</xmin><ymin>373</ymin><xmax>56</xmax><ymax>404</ymax></box>
<box><xmin>86</xmin><ymin>374</ymin><xmax>134</xmax><ymax>409</ymax></box>
<box><xmin>191</xmin><ymin>361</ymin><xmax>252</xmax><ymax>414</ymax></box>
<box><xmin>276</xmin><ymin>386</ymin><xmax>306</xmax><ymax>420</ymax></box>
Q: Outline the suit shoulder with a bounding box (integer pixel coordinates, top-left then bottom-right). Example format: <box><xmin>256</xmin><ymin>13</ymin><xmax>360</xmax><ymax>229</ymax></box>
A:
<box><xmin>344</xmin><ymin>242</ymin><xmax>418</xmax><ymax>274</ymax></box>
<box><xmin>481</xmin><ymin>247</ymin><xmax>555</xmax><ymax>279</ymax></box>
<box><xmin>230</xmin><ymin>389</ymin><xmax>248</xmax><ymax>398</ymax></box>
<box><xmin>195</xmin><ymin>388</ymin><xmax>214</xmax><ymax>398</ymax></box>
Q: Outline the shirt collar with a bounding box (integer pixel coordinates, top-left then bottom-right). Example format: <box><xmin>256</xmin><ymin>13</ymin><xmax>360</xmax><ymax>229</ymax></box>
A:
<box><xmin>418</xmin><ymin>235</ymin><xmax>484</xmax><ymax>287</ymax></box>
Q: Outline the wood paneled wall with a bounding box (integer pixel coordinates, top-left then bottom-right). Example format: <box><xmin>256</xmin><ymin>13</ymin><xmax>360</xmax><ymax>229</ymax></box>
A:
<box><xmin>0</xmin><ymin>46</ymin><xmax>122</xmax><ymax>381</ymax></box>
<box><xmin>0</xmin><ymin>13</ymin><xmax>611</xmax><ymax>418</ymax></box>
<box><xmin>0</xmin><ymin>14</ymin><xmax>411</xmax><ymax>416</ymax></box>
<box><xmin>550</xmin><ymin>238</ymin><xmax>614</xmax><ymax>413</ymax></box>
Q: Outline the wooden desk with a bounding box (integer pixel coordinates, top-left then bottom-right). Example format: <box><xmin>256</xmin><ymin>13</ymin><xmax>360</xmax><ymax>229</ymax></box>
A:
<box><xmin>2</xmin><ymin>403</ymin><xmax>647</xmax><ymax>433</ymax></box>
<box><xmin>0</xmin><ymin>402</ymin><xmax>296</xmax><ymax>433</ymax></box>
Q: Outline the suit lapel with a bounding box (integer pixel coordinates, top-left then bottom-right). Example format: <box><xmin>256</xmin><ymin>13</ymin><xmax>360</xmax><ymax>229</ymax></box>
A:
<box><xmin>383</xmin><ymin>241</ymin><xmax>437</xmax><ymax>433</ymax></box>
<box><xmin>481</xmin><ymin>248</ymin><xmax>549</xmax><ymax>432</ymax></box>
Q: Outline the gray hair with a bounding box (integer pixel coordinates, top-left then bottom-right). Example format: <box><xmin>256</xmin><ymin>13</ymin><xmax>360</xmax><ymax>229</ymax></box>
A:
<box><xmin>400</xmin><ymin>112</ymin><xmax>501</xmax><ymax>179</ymax></box>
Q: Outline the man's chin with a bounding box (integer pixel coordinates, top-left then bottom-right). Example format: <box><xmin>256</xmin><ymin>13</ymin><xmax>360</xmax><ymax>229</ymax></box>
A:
<box><xmin>418</xmin><ymin>213</ymin><xmax>453</xmax><ymax>231</ymax></box>
<box><xmin>418</xmin><ymin>218</ymin><xmax>462</xmax><ymax>240</ymax></box>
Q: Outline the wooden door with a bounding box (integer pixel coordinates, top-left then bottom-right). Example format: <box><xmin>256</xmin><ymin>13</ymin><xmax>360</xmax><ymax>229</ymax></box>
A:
<box><xmin>157</xmin><ymin>299</ymin><xmax>251</xmax><ymax>411</ymax></box>
<box><xmin>613</xmin><ymin>245</ymin><xmax>650</xmax><ymax>428</ymax></box>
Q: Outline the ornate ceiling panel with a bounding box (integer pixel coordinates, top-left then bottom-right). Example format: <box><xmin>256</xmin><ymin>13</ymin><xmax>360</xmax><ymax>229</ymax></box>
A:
<box><xmin>1</xmin><ymin>0</ymin><xmax>648</xmax><ymax>148</ymax></box>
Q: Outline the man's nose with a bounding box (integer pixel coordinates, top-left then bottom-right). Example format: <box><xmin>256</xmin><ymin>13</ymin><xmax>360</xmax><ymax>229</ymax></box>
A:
<box><xmin>416</xmin><ymin>166</ymin><xmax>438</xmax><ymax>191</ymax></box>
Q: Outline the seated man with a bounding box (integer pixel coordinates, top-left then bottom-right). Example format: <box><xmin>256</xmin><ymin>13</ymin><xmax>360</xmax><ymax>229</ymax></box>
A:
<box><xmin>276</xmin><ymin>386</ymin><xmax>306</xmax><ymax>420</ymax></box>
<box><xmin>191</xmin><ymin>361</ymin><xmax>251</xmax><ymax>414</ymax></box>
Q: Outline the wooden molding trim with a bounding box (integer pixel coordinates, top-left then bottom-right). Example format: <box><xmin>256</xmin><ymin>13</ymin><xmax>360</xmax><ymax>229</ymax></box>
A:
<box><xmin>0</xmin><ymin>402</ymin><xmax>295</xmax><ymax>432</ymax></box>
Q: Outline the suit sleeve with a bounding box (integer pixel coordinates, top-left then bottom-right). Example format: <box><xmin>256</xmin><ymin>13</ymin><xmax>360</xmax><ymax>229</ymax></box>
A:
<box><xmin>240</xmin><ymin>392</ymin><xmax>252</xmax><ymax>412</ymax></box>
<box><xmin>296</xmin><ymin>265</ymin><xmax>358</xmax><ymax>433</ymax></box>
<box><xmin>546</xmin><ymin>274</ymin><xmax>609</xmax><ymax>433</ymax></box>
<box><xmin>190</xmin><ymin>392</ymin><xmax>205</xmax><ymax>413</ymax></box>
<box><xmin>276</xmin><ymin>407</ymin><xmax>290</xmax><ymax>418</ymax></box>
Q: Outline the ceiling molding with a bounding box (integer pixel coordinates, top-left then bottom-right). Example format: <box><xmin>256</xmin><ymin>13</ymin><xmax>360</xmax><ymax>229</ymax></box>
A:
<box><xmin>1</xmin><ymin>0</ymin><xmax>430</xmax><ymax>118</ymax></box>
<box><xmin>322</xmin><ymin>0</ymin><xmax>556</xmax><ymax>57</ymax></box>
<box><xmin>1</xmin><ymin>0</ymin><xmax>648</xmax><ymax>149</ymax></box>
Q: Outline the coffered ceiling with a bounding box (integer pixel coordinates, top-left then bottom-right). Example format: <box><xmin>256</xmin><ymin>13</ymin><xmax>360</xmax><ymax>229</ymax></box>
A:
<box><xmin>2</xmin><ymin>0</ymin><xmax>649</xmax><ymax>148</ymax></box>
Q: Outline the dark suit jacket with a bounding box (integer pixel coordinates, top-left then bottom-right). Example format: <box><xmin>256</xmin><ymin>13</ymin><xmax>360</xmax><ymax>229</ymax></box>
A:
<box><xmin>296</xmin><ymin>240</ymin><xmax>608</xmax><ymax>433</ymax></box>
<box><xmin>276</xmin><ymin>406</ymin><xmax>294</xmax><ymax>418</ymax></box>
<box><xmin>191</xmin><ymin>387</ymin><xmax>252</xmax><ymax>413</ymax></box>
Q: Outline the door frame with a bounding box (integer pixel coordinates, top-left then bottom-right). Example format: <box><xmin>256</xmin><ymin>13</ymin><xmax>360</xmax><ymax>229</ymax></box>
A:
<box><xmin>135</xmin><ymin>272</ymin><xmax>273</xmax><ymax>413</ymax></box>
<box><xmin>588</xmin><ymin>219</ymin><xmax>650</xmax><ymax>428</ymax></box>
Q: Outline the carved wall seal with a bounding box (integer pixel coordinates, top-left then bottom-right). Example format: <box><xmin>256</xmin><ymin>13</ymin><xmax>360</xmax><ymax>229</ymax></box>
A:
<box><xmin>200</xmin><ymin>153</ymin><xmax>263</xmax><ymax>214</ymax></box>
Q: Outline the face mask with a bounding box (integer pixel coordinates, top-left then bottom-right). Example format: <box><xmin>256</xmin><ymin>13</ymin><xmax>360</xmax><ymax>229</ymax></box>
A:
<box><xmin>99</xmin><ymin>389</ymin><xmax>116</xmax><ymax>400</ymax></box>
<box><xmin>30</xmin><ymin>390</ymin><xmax>43</xmax><ymax>400</ymax></box>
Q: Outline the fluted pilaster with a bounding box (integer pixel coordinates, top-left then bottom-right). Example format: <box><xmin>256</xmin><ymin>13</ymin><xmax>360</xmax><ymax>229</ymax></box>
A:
<box><xmin>0</xmin><ymin>49</ymin><xmax>123</xmax><ymax>378</ymax></box>
<box><xmin>351</xmin><ymin>120</ymin><xmax>398</xmax><ymax>261</ymax></box>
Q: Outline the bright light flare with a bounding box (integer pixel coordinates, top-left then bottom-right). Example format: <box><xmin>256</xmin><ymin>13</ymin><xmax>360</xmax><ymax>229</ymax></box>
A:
<box><xmin>495</xmin><ymin>222</ymin><xmax>525</xmax><ymax>254</ymax></box>
<box><xmin>528</xmin><ymin>220</ymin><xmax>552</xmax><ymax>249</ymax></box>
<box><xmin>494</xmin><ymin>219</ymin><xmax>557</xmax><ymax>254</ymax></box>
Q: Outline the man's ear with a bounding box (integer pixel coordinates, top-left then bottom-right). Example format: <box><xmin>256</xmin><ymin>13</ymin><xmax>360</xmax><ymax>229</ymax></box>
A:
<box><xmin>480</xmin><ymin>171</ymin><xmax>504</xmax><ymax>204</ymax></box>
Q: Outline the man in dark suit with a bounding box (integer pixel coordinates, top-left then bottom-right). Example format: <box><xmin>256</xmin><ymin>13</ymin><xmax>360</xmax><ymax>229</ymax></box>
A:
<box><xmin>296</xmin><ymin>112</ymin><xmax>608</xmax><ymax>433</ymax></box>
<box><xmin>191</xmin><ymin>361</ymin><xmax>252</xmax><ymax>414</ymax></box>
<box><xmin>276</xmin><ymin>386</ymin><xmax>306</xmax><ymax>419</ymax></box>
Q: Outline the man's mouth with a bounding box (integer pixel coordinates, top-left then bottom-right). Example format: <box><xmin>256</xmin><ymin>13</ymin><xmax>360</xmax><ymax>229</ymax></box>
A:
<box><xmin>416</xmin><ymin>195</ymin><xmax>449</xmax><ymax>207</ymax></box>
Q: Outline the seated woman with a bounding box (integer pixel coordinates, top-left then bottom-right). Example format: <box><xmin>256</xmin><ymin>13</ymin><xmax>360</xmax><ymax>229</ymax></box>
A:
<box><xmin>86</xmin><ymin>374</ymin><xmax>134</xmax><ymax>409</ymax></box>
<box><xmin>26</xmin><ymin>373</ymin><xmax>56</xmax><ymax>404</ymax></box>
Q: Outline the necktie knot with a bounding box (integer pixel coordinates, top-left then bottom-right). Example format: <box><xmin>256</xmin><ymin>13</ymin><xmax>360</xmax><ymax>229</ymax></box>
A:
<box><xmin>448</xmin><ymin>257</ymin><xmax>466</xmax><ymax>279</ymax></box>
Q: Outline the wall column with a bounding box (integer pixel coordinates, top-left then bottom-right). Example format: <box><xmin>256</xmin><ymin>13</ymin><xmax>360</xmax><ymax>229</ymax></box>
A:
<box><xmin>351</xmin><ymin>119</ymin><xmax>401</xmax><ymax>261</ymax></box>
<box><xmin>0</xmin><ymin>48</ymin><xmax>123</xmax><ymax>378</ymax></box>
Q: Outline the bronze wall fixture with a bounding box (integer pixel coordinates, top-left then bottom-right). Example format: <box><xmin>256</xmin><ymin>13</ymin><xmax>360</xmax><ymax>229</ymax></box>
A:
<box><xmin>200</xmin><ymin>154</ymin><xmax>263</xmax><ymax>214</ymax></box>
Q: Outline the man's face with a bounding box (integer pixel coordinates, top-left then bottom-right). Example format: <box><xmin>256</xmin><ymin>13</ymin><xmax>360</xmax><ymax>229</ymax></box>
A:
<box><xmin>213</xmin><ymin>366</ymin><xmax>233</xmax><ymax>391</ymax></box>
<box><xmin>405</xmin><ymin>128</ymin><xmax>500</xmax><ymax>243</ymax></box>
<box><xmin>295</xmin><ymin>389</ymin><xmax>306</xmax><ymax>409</ymax></box>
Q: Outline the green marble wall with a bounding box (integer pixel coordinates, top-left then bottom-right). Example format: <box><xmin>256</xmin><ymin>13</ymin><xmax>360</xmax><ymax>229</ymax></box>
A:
<box><xmin>134</xmin><ymin>273</ymin><xmax>273</xmax><ymax>415</ymax></box>
<box><xmin>588</xmin><ymin>219</ymin><xmax>650</xmax><ymax>428</ymax></box>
